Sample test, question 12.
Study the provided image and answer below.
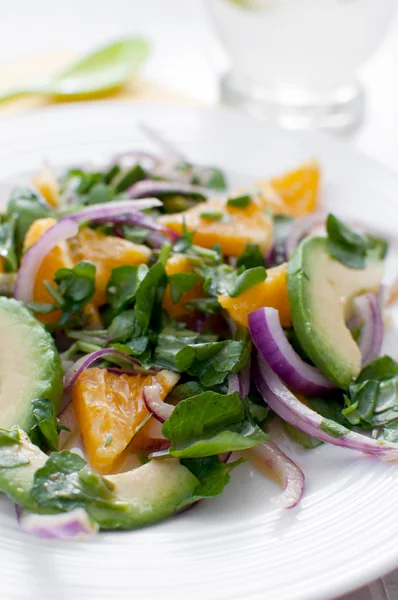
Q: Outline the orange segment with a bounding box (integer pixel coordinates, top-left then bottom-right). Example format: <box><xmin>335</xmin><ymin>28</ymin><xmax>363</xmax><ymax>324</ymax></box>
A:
<box><xmin>72</xmin><ymin>368</ymin><xmax>179</xmax><ymax>474</ymax></box>
<box><xmin>23</xmin><ymin>218</ymin><xmax>74</xmax><ymax>324</ymax></box>
<box><xmin>163</xmin><ymin>253</ymin><xmax>204</xmax><ymax>319</ymax></box>
<box><xmin>158</xmin><ymin>196</ymin><xmax>273</xmax><ymax>256</ymax></box>
<box><xmin>218</xmin><ymin>263</ymin><xmax>292</xmax><ymax>328</ymax></box>
<box><xmin>69</xmin><ymin>227</ymin><xmax>151</xmax><ymax>307</ymax></box>
<box><xmin>0</xmin><ymin>258</ymin><xmax>5</xmax><ymax>273</ymax></box>
<box><xmin>32</xmin><ymin>165</ymin><xmax>61</xmax><ymax>208</ymax></box>
<box><xmin>256</xmin><ymin>159</ymin><xmax>320</xmax><ymax>217</ymax></box>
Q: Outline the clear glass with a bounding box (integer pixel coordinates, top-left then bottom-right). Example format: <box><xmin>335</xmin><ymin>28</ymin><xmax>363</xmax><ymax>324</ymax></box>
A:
<box><xmin>206</xmin><ymin>0</ymin><xmax>396</xmax><ymax>132</ymax></box>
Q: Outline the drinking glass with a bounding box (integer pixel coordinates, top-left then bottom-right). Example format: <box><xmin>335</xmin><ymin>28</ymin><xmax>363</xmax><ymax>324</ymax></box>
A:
<box><xmin>205</xmin><ymin>0</ymin><xmax>396</xmax><ymax>132</ymax></box>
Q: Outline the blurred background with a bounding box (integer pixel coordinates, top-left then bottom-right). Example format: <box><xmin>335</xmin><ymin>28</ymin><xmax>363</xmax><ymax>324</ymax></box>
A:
<box><xmin>0</xmin><ymin>0</ymin><xmax>398</xmax><ymax>168</ymax></box>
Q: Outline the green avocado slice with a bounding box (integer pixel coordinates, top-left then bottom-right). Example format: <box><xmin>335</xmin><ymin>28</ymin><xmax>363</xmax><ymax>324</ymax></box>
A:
<box><xmin>0</xmin><ymin>430</ymin><xmax>199</xmax><ymax>529</ymax></box>
<box><xmin>0</xmin><ymin>298</ymin><xmax>63</xmax><ymax>431</ymax></box>
<box><xmin>287</xmin><ymin>236</ymin><xmax>384</xmax><ymax>389</ymax></box>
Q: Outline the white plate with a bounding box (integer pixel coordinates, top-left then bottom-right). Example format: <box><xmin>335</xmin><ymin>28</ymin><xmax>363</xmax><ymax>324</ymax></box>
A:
<box><xmin>0</xmin><ymin>102</ymin><xmax>397</xmax><ymax>600</ymax></box>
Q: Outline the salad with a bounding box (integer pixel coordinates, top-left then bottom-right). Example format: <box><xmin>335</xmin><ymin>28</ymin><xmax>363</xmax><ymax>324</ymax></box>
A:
<box><xmin>0</xmin><ymin>126</ymin><xmax>396</xmax><ymax>541</ymax></box>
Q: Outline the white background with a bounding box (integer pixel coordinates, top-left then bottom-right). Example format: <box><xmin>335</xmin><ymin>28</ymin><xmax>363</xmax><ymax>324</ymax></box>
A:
<box><xmin>0</xmin><ymin>1</ymin><xmax>397</xmax><ymax>598</ymax></box>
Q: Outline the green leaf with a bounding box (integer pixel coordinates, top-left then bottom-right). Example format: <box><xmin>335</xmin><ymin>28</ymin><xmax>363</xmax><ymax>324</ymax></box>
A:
<box><xmin>270</xmin><ymin>215</ymin><xmax>294</xmax><ymax>267</ymax></box>
<box><xmin>228</xmin><ymin>266</ymin><xmax>267</xmax><ymax>297</ymax></box>
<box><xmin>0</xmin><ymin>428</ymin><xmax>30</xmax><ymax>468</ymax></box>
<box><xmin>85</xmin><ymin>183</ymin><xmax>115</xmax><ymax>205</ymax></box>
<box><xmin>168</xmin><ymin>272</ymin><xmax>201</xmax><ymax>304</ymax></box>
<box><xmin>114</xmin><ymin>164</ymin><xmax>146</xmax><ymax>194</ymax></box>
<box><xmin>134</xmin><ymin>260</ymin><xmax>167</xmax><ymax>331</ymax></box>
<box><xmin>31</xmin><ymin>451</ymin><xmax>114</xmax><ymax>512</ymax></box>
<box><xmin>54</xmin><ymin>260</ymin><xmax>96</xmax><ymax>326</ymax></box>
<box><xmin>184</xmin><ymin>297</ymin><xmax>221</xmax><ymax>315</ymax></box>
<box><xmin>326</xmin><ymin>214</ymin><xmax>387</xmax><ymax>269</ymax></box>
<box><xmin>201</xmin><ymin>168</ymin><xmax>226</xmax><ymax>191</ymax></box>
<box><xmin>30</xmin><ymin>398</ymin><xmax>59</xmax><ymax>451</ymax></box>
<box><xmin>227</xmin><ymin>194</ymin><xmax>252</xmax><ymax>209</ymax></box>
<box><xmin>162</xmin><ymin>391</ymin><xmax>268</xmax><ymax>457</ymax></box>
<box><xmin>181</xmin><ymin>456</ymin><xmax>244</xmax><ymax>501</ymax></box>
<box><xmin>284</xmin><ymin>423</ymin><xmax>323</xmax><ymax>449</ymax></box>
<box><xmin>106</xmin><ymin>264</ymin><xmax>143</xmax><ymax>312</ymax></box>
<box><xmin>381</xmin><ymin>419</ymin><xmax>398</xmax><ymax>442</ymax></box>
<box><xmin>357</xmin><ymin>356</ymin><xmax>398</xmax><ymax>383</ymax></box>
<box><xmin>237</xmin><ymin>244</ymin><xmax>266</xmax><ymax>270</ymax></box>
<box><xmin>0</xmin><ymin>215</ymin><xmax>17</xmax><ymax>272</ymax></box>
<box><xmin>171</xmin><ymin>381</ymin><xmax>206</xmax><ymax>401</ymax></box>
<box><xmin>320</xmin><ymin>419</ymin><xmax>349</xmax><ymax>438</ymax></box>
<box><xmin>153</xmin><ymin>328</ymin><xmax>218</xmax><ymax>371</ymax></box>
<box><xmin>203</xmin><ymin>264</ymin><xmax>237</xmax><ymax>296</ymax></box>
<box><xmin>199</xmin><ymin>210</ymin><xmax>225</xmax><ymax>222</ymax></box>
<box><xmin>174</xmin><ymin>340</ymin><xmax>250</xmax><ymax>387</ymax></box>
<box><xmin>6</xmin><ymin>186</ymin><xmax>53</xmax><ymax>257</ymax></box>
<box><xmin>108</xmin><ymin>310</ymin><xmax>141</xmax><ymax>342</ymax></box>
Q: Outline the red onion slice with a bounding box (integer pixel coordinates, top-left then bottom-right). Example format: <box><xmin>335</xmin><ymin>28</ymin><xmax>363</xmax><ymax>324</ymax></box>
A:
<box><xmin>286</xmin><ymin>212</ymin><xmax>326</xmax><ymax>258</ymax></box>
<box><xmin>143</xmin><ymin>384</ymin><xmax>174</xmax><ymax>423</ymax></box>
<box><xmin>255</xmin><ymin>353</ymin><xmax>398</xmax><ymax>460</ymax></box>
<box><xmin>17</xmin><ymin>507</ymin><xmax>98</xmax><ymax>540</ymax></box>
<box><xmin>15</xmin><ymin>218</ymin><xmax>78</xmax><ymax>305</ymax></box>
<box><xmin>245</xmin><ymin>442</ymin><xmax>305</xmax><ymax>509</ymax></box>
<box><xmin>248</xmin><ymin>307</ymin><xmax>335</xmax><ymax>396</ymax></box>
<box><xmin>63</xmin><ymin>348</ymin><xmax>143</xmax><ymax>391</ymax></box>
<box><xmin>94</xmin><ymin>211</ymin><xmax>179</xmax><ymax>240</ymax></box>
<box><xmin>227</xmin><ymin>361</ymin><xmax>251</xmax><ymax>398</ymax></box>
<box><xmin>65</xmin><ymin>198</ymin><xmax>162</xmax><ymax>223</ymax></box>
<box><xmin>127</xmin><ymin>179</ymin><xmax>213</xmax><ymax>199</ymax></box>
<box><xmin>349</xmin><ymin>294</ymin><xmax>384</xmax><ymax>366</ymax></box>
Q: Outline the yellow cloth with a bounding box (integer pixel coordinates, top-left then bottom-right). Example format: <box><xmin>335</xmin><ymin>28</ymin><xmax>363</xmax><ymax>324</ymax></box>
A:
<box><xmin>0</xmin><ymin>51</ymin><xmax>188</xmax><ymax>116</ymax></box>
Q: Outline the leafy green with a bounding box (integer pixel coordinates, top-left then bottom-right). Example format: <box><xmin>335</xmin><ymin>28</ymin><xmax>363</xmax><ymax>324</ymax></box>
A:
<box><xmin>326</xmin><ymin>214</ymin><xmax>388</xmax><ymax>269</ymax></box>
<box><xmin>168</xmin><ymin>272</ymin><xmax>201</xmax><ymax>304</ymax></box>
<box><xmin>30</xmin><ymin>398</ymin><xmax>59</xmax><ymax>451</ymax></box>
<box><xmin>284</xmin><ymin>423</ymin><xmax>323</xmax><ymax>449</ymax></box>
<box><xmin>202</xmin><ymin>264</ymin><xmax>236</xmax><ymax>296</ymax></box>
<box><xmin>237</xmin><ymin>244</ymin><xmax>266</xmax><ymax>270</ymax></box>
<box><xmin>0</xmin><ymin>216</ymin><xmax>17</xmax><ymax>272</ymax></box>
<box><xmin>134</xmin><ymin>260</ymin><xmax>167</xmax><ymax>331</ymax></box>
<box><xmin>342</xmin><ymin>357</ymin><xmax>398</xmax><ymax>428</ymax></box>
<box><xmin>85</xmin><ymin>183</ymin><xmax>115</xmax><ymax>205</ymax></box>
<box><xmin>114</xmin><ymin>164</ymin><xmax>146</xmax><ymax>193</ymax></box>
<box><xmin>174</xmin><ymin>340</ymin><xmax>250</xmax><ymax>387</ymax></box>
<box><xmin>181</xmin><ymin>456</ymin><xmax>244</xmax><ymax>502</ymax></box>
<box><xmin>227</xmin><ymin>194</ymin><xmax>252</xmax><ymax>209</ymax></box>
<box><xmin>0</xmin><ymin>428</ymin><xmax>30</xmax><ymax>468</ymax></box>
<box><xmin>320</xmin><ymin>419</ymin><xmax>349</xmax><ymax>438</ymax></box>
<box><xmin>171</xmin><ymin>381</ymin><xmax>206</xmax><ymax>401</ymax></box>
<box><xmin>54</xmin><ymin>261</ymin><xmax>96</xmax><ymax>326</ymax></box>
<box><xmin>200</xmin><ymin>167</ymin><xmax>226</xmax><ymax>191</ymax></box>
<box><xmin>162</xmin><ymin>391</ymin><xmax>268</xmax><ymax>458</ymax></box>
<box><xmin>31</xmin><ymin>451</ymin><xmax>115</xmax><ymax>512</ymax></box>
<box><xmin>6</xmin><ymin>186</ymin><xmax>54</xmax><ymax>256</ymax></box>
<box><xmin>108</xmin><ymin>310</ymin><xmax>140</xmax><ymax>342</ymax></box>
<box><xmin>228</xmin><ymin>266</ymin><xmax>267</xmax><ymax>297</ymax></box>
<box><xmin>106</xmin><ymin>264</ymin><xmax>146</xmax><ymax>312</ymax></box>
<box><xmin>153</xmin><ymin>327</ymin><xmax>218</xmax><ymax>371</ymax></box>
<box><xmin>199</xmin><ymin>210</ymin><xmax>225</xmax><ymax>222</ymax></box>
<box><xmin>184</xmin><ymin>297</ymin><xmax>221</xmax><ymax>315</ymax></box>
<box><xmin>271</xmin><ymin>215</ymin><xmax>293</xmax><ymax>267</ymax></box>
<box><xmin>381</xmin><ymin>419</ymin><xmax>398</xmax><ymax>443</ymax></box>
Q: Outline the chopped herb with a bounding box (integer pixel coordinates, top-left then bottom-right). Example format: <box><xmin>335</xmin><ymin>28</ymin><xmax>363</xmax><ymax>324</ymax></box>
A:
<box><xmin>199</xmin><ymin>210</ymin><xmax>225</xmax><ymax>222</ymax></box>
<box><xmin>168</xmin><ymin>272</ymin><xmax>201</xmax><ymax>304</ymax></box>
<box><xmin>237</xmin><ymin>244</ymin><xmax>266</xmax><ymax>270</ymax></box>
<box><xmin>227</xmin><ymin>194</ymin><xmax>252</xmax><ymax>209</ymax></box>
<box><xmin>228</xmin><ymin>266</ymin><xmax>267</xmax><ymax>297</ymax></box>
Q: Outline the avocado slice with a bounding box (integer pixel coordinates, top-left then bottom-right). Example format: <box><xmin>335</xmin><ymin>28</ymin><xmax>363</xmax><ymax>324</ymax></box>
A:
<box><xmin>0</xmin><ymin>429</ymin><xmax>199</xmax><ymax>529</ymax></box>
<box><xmin>0</xmin><ymin>298</ymin><xmax>63</xmax><ymax>431</ymax></box>
<box><xmin>288</xmin><ymin>237</ymin><xmax>384</xmax><ymax>389</ymax></box>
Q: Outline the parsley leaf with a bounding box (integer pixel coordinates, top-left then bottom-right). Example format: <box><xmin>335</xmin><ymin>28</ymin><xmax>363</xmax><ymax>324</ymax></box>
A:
<box><xmin>162</xmin><ymin>391</ymin><xmax>269</xmax><ymax>458</ymax></box>
<box><xmin>54</xmin><ymin>261</ymin><xmax>96</xmax><ymax>326</ymax></box>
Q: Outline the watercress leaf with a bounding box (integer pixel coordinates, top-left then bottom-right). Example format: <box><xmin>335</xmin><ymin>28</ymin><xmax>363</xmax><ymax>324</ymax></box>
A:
<box><xmin>153</xmin><ymin>328</ymin><xmax>218</xmax><ymax>371</ymax></box>
<box><xmin>203</xmin><ymin>264</ymin><xmax>237</xmax><ymax>297</ymax></box>
<box><xmin>201</xmin><ymin>167</ymin><xmax>226</xmax><ymax>191</ymax></box>
<box><xmin>7</xmin><ymin>186</ymin><xmax>54</xmax><ymax>256</ymax></box>
<box><xmin>184</xmin><ymin>297</ymin><xmax>221</xmax><ymax>315</ymax></box>
<box><xmin>108</xmin><ymin>310</ymin><xmax>141</xmax><ymax>342</ymax></box>
<box><xmin>174</xmin><ymin>340</ymin><xmax>250</xmax><ymax>387</ymax></box>
<box><xmin>171</xmin><ymin>381</ymin><xmax>206</xmax><ymax>401</ymax></box>
<box><xmin>284</xmin><ymin>422</ymin><xmax>324</xmax><ymax>449</ymax></box>
<box><xmin>180</xmin><ymin>456</ymin><xmax>244</xmax><ymax>501</ymax></box>
<box><xmin>30</xmin><ymin>398</ymin><xmax>59</xmax><ymax>451</ymax></box>
<box><xmin>199</xmin><ymin>210</ymin><xmax>225</xmax><ymax>222</ymax></box>
<box><xmin>106</xmin><ymin>265</ymin><xmax>141</xmax><ymax>312</ymax></box>
<box><xmin>228</xmin><ymin>266</ymin><xmax>267</xmax><ymax>297</ymax></box>
<box><xmin>237</xmin><ymin>244</ymin><xmax>266</xmax><ymax>270</ymax></box>
<box><xmin>382</xmin><ymin>419</ymin><xmax>398</xmax><ymax>443</ymax></box>
<box><xmin>168</xmin><ymin>272</ymin><xmax>201</xmax><ymax>304</ymax></box>
<box><xmin>134</xmin><ymin>260</ymin><xmax>167</xmax><ymax>331</ymax></box>
<box><xmin>0</xmin><ymin>215</ymin><xmax>17</xmax><ymax>272</ymax></box>
<box><xmin>227</xmin><ymin>194</ymin><xmax>252</xmax><ymax>209</ymax></box>
<box><xmin>357</xmin><ymin>356</ymin><xmax>398</xmax><ymax>383</ymax></box>
<box><xmin>270</xmin><ymin>215</ymin><xmax>294</xmax><ymax>267</ymax></box>
<box><xmin>31</xmin><ymin>451</ymin><xmax>114</xmax><ymax>511</ymax></box>
<box><xmin>347</xmin><ymin>376</ymin><xmax>398</xmax><ymax>427</ymax></box>
<box><xmin>54</xmin><ymin>260</ymin><xmax>96</xmax><ymax>325</ymax></box>
<box><xmin>114</xmin><ymin>164</ymin><xmax>146</xmax><ymax>194</ymax></box>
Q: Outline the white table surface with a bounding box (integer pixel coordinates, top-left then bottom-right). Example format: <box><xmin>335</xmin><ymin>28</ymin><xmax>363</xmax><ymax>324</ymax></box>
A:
<box><xmin>0</xmin><ymin>1</ymin><xmax>398</xmax><ymax>598</ymax></box>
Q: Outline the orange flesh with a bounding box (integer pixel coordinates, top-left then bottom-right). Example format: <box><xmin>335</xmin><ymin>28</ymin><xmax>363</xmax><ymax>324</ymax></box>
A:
<box><xmin>163</xmin><ymin>253</ymin><xmax>204</xmax><ymax>319</ymax></box>
<box><xmin>218</xmin><ymin>263</ymin><xmax>292</xmax><ymax>328</ymax></box>
<box><xmin>72</xmin><ymin>368</ymin><xmax>178</xmax><ymax>474</ymax></box>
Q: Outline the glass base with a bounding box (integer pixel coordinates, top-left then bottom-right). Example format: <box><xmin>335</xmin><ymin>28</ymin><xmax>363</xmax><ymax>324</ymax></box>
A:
<box><xmin>220</xmin><ymin>71</ymin><xmax>365</xmax><ymax>134</ymax></box>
